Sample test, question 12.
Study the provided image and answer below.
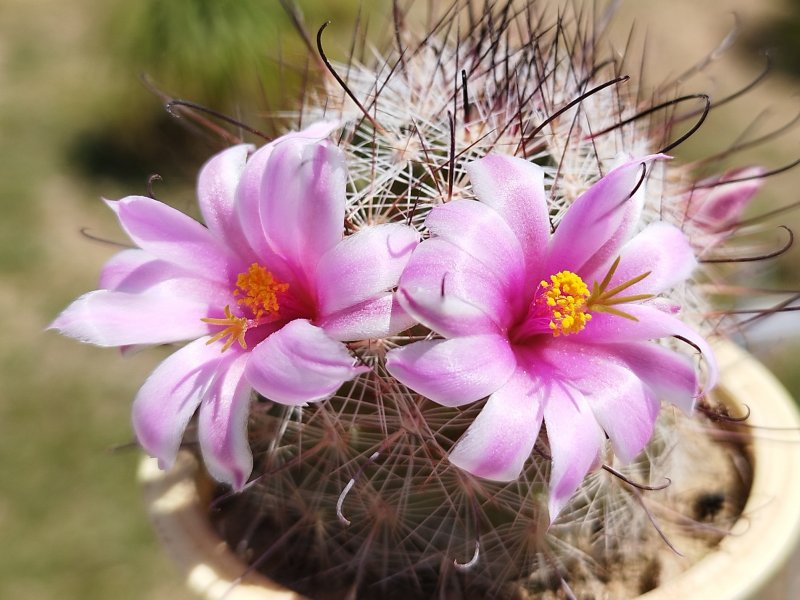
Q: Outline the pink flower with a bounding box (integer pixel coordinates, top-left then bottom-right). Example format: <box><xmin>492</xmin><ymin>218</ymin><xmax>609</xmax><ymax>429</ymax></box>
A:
<box><xmin>682</xmin><ymin>166</ymin><xmax>765</xmax><ymax>249</ymax></box>
<box><xmin>386</xmin><ymin>154</ymin><xmax>716</xmax><ymax>520</ymax></box>
<box><xmin>50</xmin><ymin>123</ymin><xmax>419</xmax><ymax>489</ymax></box>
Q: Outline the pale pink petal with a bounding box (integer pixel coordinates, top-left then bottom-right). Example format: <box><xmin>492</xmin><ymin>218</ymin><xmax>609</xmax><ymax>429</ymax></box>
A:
<box><xmin>424</xmin><ymin>199</ymin><xmax>528</xmax><ymax>295</ymax></box>
<box><xmin>543</xmin><ymin>381</ymin><xmax>604</xmax><ymax>522</ymax></box>
<box><xmin>260</xmin><ymin>140</ymin><xmax>346</xmax><ymax>287</ymax></box>
<box><xmin>318</xmin><ymin>292</ymin><xmax>416</xmax><ymax>341</ymax></box>
<box><xmin>597</xmin><ymin>223</ymin><xmax>696</xmax><ymax>296</ymax></box>
<box><xmin>48</xmin><ymin>279</ymin><xmax>225</xmax><ymax>346</ymax></box>
<box><xmin>316</xmin><ymin>223</ymin><xmax>419</xmax><ymax>316</ymax></box>
<box><xmin>99</xmin><ymin>249</ymin><xmax>194</xmax><ymax>292</ymax></box>
<box><xmin>107</xmin><ymin>196</ymin><xmax>234</xmax><ymax>283</ymax></box>
<box><xmin>548</xmin><ymin>155</ymin><xmax>665</xmax><ymax>276</ymax></box>
<box><xmin>398</xmin><ymin>238</ymin><xmax>516</xmax><ymax>334</ymax></box>
<box><xmin>385</xmin><ymin>335</ymin><xmax>516</xmax><ymax>407</ymax></box>
<box><xmin>581</xmin><ymin>303</ymin><xmax>718</xmax><ymax>391</ymax></box>
<box><xmin>466</xmin><ymin>154</ymin><xmax>550</xmax><ymax>276</ymax></box>
<box><xmin>397</xmin><ymin>286</ymin><xmax>500</xmax><ymax>338</ymax></box>
<box><xmin>198</xmin><ymin>352</ymin><xmax>253</xmax><ymax>489</ymax></box>
<box><xmin>448</xmin><ymin>368</ymin><xmax>544</xmax><ymax>480</ymax></box>
<box><xmin>558</xmin><ymin>349</ymin><xmax>659</xmax><ymax>464</ymax></box>
<box><xmin>245</xmin><ymin>320</ymin><xmax>368</xmax><ymax>406</ymax></box>
<box><xmin>197</xmin><ymin>143</ymin><xmax>255</xmax><ymax>260</ymax></box>
<box><xmin>131</xmin><ymin>337</ymin><xmax>225</xmax><ymax>470</ymax></box>
<box><xmin>99</xmin><ymin>249</ymin><xmax>158</xmax><ymax>289</ymax></box>
<box><xmin>608</xmin><ymin>342</ymin><xmax>699</xmax><ymax>414</ymax></box>
<box><xmin>236</xmin><ymin>122</ymin><xmax>340</xmax><ymax>260</ymax></box>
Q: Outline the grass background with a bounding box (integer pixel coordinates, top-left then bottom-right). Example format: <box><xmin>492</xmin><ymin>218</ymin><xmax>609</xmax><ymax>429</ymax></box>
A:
<box><xmin>1</xmin><ymin>1</ymin><xmax>798</xmax><ymax>598</ymax></box>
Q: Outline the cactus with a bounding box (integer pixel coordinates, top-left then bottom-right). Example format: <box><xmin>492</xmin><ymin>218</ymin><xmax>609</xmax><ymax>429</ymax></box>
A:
<box><xmin>52</xmin><ymin>1</ymin><xmax>779</xmax><ymax>598</ymax></box>
<box><xmin>206</xmin><ymin>2</ymin><xmax>756</xmax><ymax>598</ymax></box>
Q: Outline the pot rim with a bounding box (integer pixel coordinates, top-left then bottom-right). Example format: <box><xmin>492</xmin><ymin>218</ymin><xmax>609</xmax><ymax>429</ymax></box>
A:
<box><xmin>639</xmin><ymin>341</ymin><xmax>800</xmax><ymax>600</ymax></box>
<box><xmin>139</xmin><ymin>341</ymin><xmax>800</xmax><ymax>600</ymax></box>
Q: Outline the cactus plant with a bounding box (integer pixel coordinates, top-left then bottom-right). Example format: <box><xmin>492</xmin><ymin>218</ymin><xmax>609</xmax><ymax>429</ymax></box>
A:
<box><xmin>52</xmin><ymin>1</ymin><xmax>795</xmax><ymax>598</ymax></box>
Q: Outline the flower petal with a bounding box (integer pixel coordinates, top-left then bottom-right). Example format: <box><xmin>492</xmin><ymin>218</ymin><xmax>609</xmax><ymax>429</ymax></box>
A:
<box><xmin>236</xmin><ymin>122</ymin><xmax>340</xmax><ymax>261</ymax></box>
<box><xmin>398</xmin><ymin>238</ymin><xmax>515</xmax><ymax>335</ymax></box>
<box><xmin>686</xmin><ymin>166</ymin><xmax>765</xmax><ymax>234</ymax></box>
<box><xmin>607</xmin><ymin>342</ymin><xmax>699</xmax><ymax>414</ymax></box>
<box><xmin>245</xmin><ymin>320</ymin><xmax>368</xmax><ymax>406</ymax></box>
<box><xmin>318</xmin><ymin>292</ymin><xmax>416</xmax><ymax>341</ymax></box>
<box><xmin>397</xmin><ymin>285</ymin><xmax>499</xmax><ymax>338</ymax></box>
<box><xmin>198</xmin><ymin>352</ymin><xmax>253</xmax><ymax>490</ymax></box>
<box><xmin>107</xmin><ymin>195</ymin><xmax>234</xmax><ymax>283</ymax></box>
<box><xmin>316</xmin><ymin>223</ymin><xmax>419</xmax><ymax>316</ymax></box>
<box><xmin>599</xmin><ymin>222</ymin><xmax>696</xmax><ymax>296</ymax></box>
<box><xmin>260</xmin><ymin>140</ymin><xmax>346</xmax><ymax>287</ymax></box>
<box><xmin>547</xmin><ymin>155</ymin><xmax>665</xmax><ymax>276</ymax></box>
<box><xmin>466</xmin><ymin>154</ymin><xmax>550</xmax><ymax>276</ymax></box>
<box><xmin>543</xmin><ymin>381</ymin><xmax>604</xmax><ymax>522</ymax></box>
<box><xmin>448</xmin><ymin>367</ymin><xmax>544</xmax><ymax>480</ymax></box>
<box><xmin>197</xmin><ymin>143</ymin><xmax>255</xmax><ymax>260</ymax></box>
<box><xmin>99</xmin><ymin>249</ymin><xmax>193</xmax><ymax>292</ymax></box>
<box><xmin>131</xmin><ymin>337</ymin><xmax>225</xmax><ymax>470</ymax></box>
<box><xmin>581</xmin><ymin>303</ymin><xmax>718</xmax><ymax>391</ymax></box>
<box><xmin>557</xmin><ymin>348</ymin><xmax>659</xmax><ymax>464</ymax></box>
<box><xmin>386</xmin><ymin>335</ymin><xmax>516</xmax><ymax>407</ymax></box>
<box><xmin>424</xmin><ymin>199</ymin><xmax>527</xmax><ymax>295</ymax></box>
<box><xmin>48</xmin><ymin>279</ymin><xmax>225</xmax><ymax>346</ymax></box>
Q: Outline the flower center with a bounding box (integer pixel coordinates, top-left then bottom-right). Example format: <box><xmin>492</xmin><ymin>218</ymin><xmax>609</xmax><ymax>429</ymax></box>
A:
<box><xmin>201</xmin><ymin>263</ymin><xmax>289</xmax><ymax>352</ymax></box>
<box><xmin>234</xmin><ymin>263</ymin><xmax>290</xmax><ymax>318</ymax></box>
<box><xmin>539</xmin><ymin>271</ymin><xmax>592</xmax><ymax>336</ymax></box>
<box><xmin>528</xmin><ymin>258</ymin><xmax>654</xmax><ymax>340</ymax></box>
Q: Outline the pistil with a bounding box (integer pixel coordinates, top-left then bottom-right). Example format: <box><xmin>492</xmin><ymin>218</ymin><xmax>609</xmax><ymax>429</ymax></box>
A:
<box><xmin>202</xmin><ymin>263</ymin><xmax>290</xmax><ymax>352</ymax></box>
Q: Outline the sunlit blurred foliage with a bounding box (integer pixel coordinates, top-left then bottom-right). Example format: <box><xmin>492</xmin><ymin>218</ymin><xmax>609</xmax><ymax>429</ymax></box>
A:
<box><xmin>70</xmin><ymin>0</ymin><xmax>386</xmax><ymax>185</ymax></box>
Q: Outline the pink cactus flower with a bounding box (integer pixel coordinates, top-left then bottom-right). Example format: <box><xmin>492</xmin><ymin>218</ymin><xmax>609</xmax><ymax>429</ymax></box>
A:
<box><xmin>386</xmin><ymin>154</ymin><xmax>716</xmax><ymax>521</ymax></box>
<box><xmin>50</xmin><ymin>123</ymin><xmax>419</xmax><ymax>489</ymax></box>
<box><xmin>683</xmin><ymin>166</ymin><xmax>766</xmax><ymax>249</ymax></box>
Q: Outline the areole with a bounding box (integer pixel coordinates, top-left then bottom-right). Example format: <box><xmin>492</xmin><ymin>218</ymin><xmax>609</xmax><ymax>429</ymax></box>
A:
<box><xmin>139</xmin><ymin>342</ymin><xmax>800</xmax><ymax>600</ymax></box>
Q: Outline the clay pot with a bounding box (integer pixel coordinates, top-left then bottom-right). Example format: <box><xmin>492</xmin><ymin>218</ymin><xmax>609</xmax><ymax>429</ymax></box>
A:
<box><xmin>139</xmin><ymin>342</ymin><xmax>800</xmax><ymax>599</ymax></box>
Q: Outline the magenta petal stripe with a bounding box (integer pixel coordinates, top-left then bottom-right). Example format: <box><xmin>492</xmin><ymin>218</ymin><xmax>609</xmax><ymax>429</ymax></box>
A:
<box><xmin>465</xmin><ymin>154</ymin><xmax>550</xmax><ymax>277</ymax></box>
<box><xmin>386</xmin><ymin>335</ymin><xmax>516</xmax><ymax>407</ymax></box>
<box><xmin>599</xmin><ymin>222</ymin><xmax>697</xmax><ymax>297</ymax></box>
<box><xmin>259</xmin><ymin>140</ymin><xmax>347</xmax><ymax>287</ymax></box>
<box><xmin>198</xmin><ymin>352</ymin><xmax>254</xmax><ymax>490</ymax></box>
<box><xmin>197</xmin><ymin>143</ymin><xmax>255</xmax><ymax>261</ymax></box>
<box><xmin>448</xmin><ymin>367</ymin><xmax>544</xmax><ymax>481</ymax></box>
<box><xmin>245</xmin><ymin>320</ymin><xmax>369</xmax><ymax>406</ymax></box>
<box><xmin>131</xmin><ymin>337</ymin><xmax>226</xmax><ymax>471</ymax></box>
<box><xmin>315</xmin><ymin>223</ymin><xmax>419</xmax><ymax>316</ymax></box>
<box><xmin>542</xmin><ymin>381</ymin><xmax>604</xmax><ymax>522</ymax></box>
<box><xmin>547</xmin><ymin>155</ymin><xmax>665</xmax><ymax>276</ymax></box>
<box><xmin>107</xmin><ymin>195</ymin><xmax>235</xmax><ymax>283</ymax></box>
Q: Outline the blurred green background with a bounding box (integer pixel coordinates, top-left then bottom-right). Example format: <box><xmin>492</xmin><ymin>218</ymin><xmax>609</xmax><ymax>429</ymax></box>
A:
<box><xmin>1</xmin><ymin>0</ymin><xmax>798</xmax><ymax>598</ymax></box>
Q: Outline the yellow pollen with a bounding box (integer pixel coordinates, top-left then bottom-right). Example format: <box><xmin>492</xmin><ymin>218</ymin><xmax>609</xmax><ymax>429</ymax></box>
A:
<box><xmin>202</xmin><ymin>305</ymin><xmax>249</xmax><ymax>352</ymax></box>
<box><xmin>233</xmin><ymin>263</ymin><xmax>289</xmax><ymax>319</ymax></box>
<box><xmin>540</xmin><ymin>271</ymin><xmax>592</xmax><ymax>337</ymax></box>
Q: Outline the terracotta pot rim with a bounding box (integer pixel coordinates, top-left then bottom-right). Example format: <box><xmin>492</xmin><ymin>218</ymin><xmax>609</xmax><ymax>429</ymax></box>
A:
<box><xmin>139</xmin><ymin>341</ymin><xmax>800</xmax><ymax>600</ymax></box>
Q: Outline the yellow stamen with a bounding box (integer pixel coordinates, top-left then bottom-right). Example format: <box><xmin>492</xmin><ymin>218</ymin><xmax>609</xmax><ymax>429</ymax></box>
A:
<box><xmin>585</xmin><ymin>256</ymin><xmax>654</xmax><ymax>322</ymax></box>
<box><xmin>540</xmin><ymin>271</ymin><xmax>592</xmax><ymax>336</ymax></box>
<box><xmin>201</xmin><ymin>263</ymin><xmax>288</xmax><ymax>353</ymax></box>
<box><xmin>537</xmin><ymin>259</ymin><xmax>654</xmax><ymax>337</ymax></box>
<box><xmin>233</xmin><ymin>263</ymin><xmax>289</xmax><ymax>319</ymax></box>
<box><xmin>202</xmin><ymin>306</ymin><xmax>249</xmax><ymax>352</ymax></box>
